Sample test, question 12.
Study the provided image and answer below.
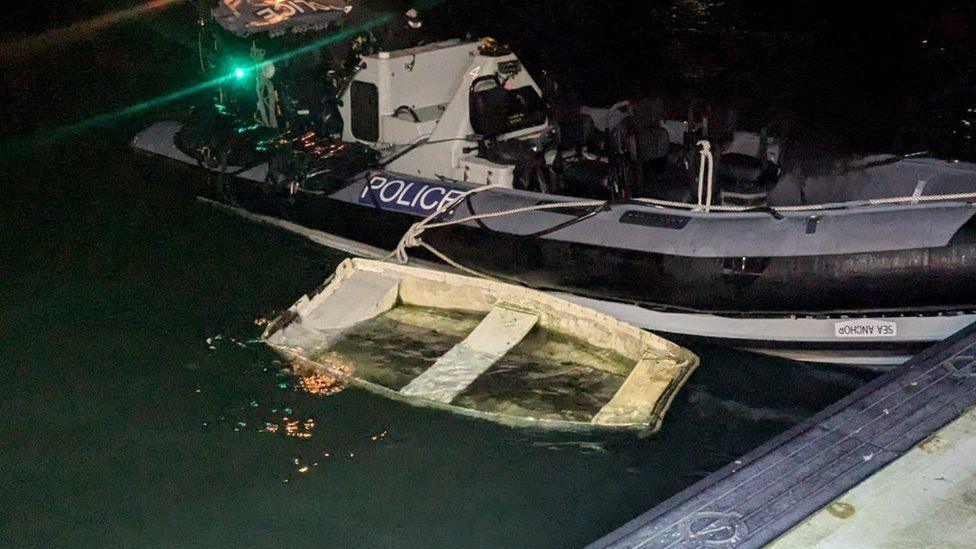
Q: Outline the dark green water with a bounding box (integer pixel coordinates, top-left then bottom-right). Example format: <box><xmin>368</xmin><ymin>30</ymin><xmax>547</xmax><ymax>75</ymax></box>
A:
<box><xmin>0</xmin><ymin>137</ymin><xmax>870</xmax><ymax>547</ymax></box>
<box><xmin>0</xmin><ymin>4</ymin><xmax>877</xmax><ymax>547</ymax></box>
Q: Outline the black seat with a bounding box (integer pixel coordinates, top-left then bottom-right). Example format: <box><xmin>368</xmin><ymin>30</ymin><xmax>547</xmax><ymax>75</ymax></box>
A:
<box><xmin>551</xmin><ymin>97</ymin><xmax>595</xmax><ymax>156</ymax></box>
<box><xmin>635</xmin><ymin>126</ymin><xmax>671</xmax><ymax>163</ymax></box>
<box><xmin>717</xmin><ymin>153</ymin><xmax>766</xmax><ymax>186</ymax></box>
<box><xmin>469</xmin><ymin>76</ymin><xmax>511</xmax><ymax>137</ymax></box>
<box><xmin>716</xmin><ymin>152</ymin><xmax>781</xmax><ymax>206</ymax></box>
<box><xmin>469</xmin><ymin>75</ymin><xmax>546</xmax><ymax>139</ymax></box>
<box><xmin>630</xmin><ymin>97</ymin><xmax>670</xmax><ymax>164</ymax></box>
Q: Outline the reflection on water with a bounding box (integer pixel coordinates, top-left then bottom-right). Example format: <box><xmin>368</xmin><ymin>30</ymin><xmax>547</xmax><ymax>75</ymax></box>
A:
<box><xmin>202</xmin><ymin>336</ymin><xmax>397</xmax><ymax>481</ymax></box>
<box><xmin>686</xmin><ymin>386</ymin><xmax>809</xmax><ymax>424</ymax></box>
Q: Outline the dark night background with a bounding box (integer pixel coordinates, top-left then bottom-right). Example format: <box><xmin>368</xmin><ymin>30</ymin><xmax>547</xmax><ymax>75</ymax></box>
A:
<box><xmin>0</xmin><ymin>1</ymin><xmax>968</xmax><ymax>547</ymax></box>
<box><xmin>3</xmin><ymin>1</ymin><xmax>976</xmax><ymax>156</ymax></box>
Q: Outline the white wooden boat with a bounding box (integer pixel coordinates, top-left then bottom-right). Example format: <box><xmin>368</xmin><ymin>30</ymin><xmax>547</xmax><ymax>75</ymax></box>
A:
<box><xmin>263</xmin><ymin>258</ymin><xmax>699</xmax><ymax>433</ymax></box>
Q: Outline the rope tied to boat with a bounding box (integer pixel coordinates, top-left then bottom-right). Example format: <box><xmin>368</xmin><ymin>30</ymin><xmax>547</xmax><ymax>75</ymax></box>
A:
<box><xmin>633</xmin><ymin>190</ymin><xmax>976</xmax><ymax>213</ymax></box>
<box><xmin>390</xmin><ymin>184</ymin><xmax>497</xmax><ymax>273</ymax></box>
<box><xmin>390</xmin><ymin>185</ymin><xmax>608</xmax><ymax>280</ymax></box>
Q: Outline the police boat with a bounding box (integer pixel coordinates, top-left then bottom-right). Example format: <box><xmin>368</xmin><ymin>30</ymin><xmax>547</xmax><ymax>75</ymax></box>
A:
<box><xmin>133</xmin><ymin>5</ymin><xmax>976</xmax><ymax>367</ymax></box>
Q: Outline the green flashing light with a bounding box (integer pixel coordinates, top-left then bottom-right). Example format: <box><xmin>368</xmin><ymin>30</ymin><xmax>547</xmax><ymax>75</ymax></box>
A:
<box><xmin>234</xmin><ymin>67</ymin><xmax>246</xmax><ymax>79</ymax></box>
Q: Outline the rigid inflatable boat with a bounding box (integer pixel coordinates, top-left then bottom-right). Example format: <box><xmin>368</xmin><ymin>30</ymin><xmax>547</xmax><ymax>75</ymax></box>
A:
<box><xmin>134</xmin><ymin>8</ymin><xmax>976</xmax><ymax>366</ymax></box>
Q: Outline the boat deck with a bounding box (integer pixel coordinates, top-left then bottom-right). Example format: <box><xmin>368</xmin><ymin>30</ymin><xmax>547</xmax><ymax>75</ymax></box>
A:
<box><xmin>591</xmin><ymin>321</ymin><xmax>976</xmax><ymax>548</ymax></box>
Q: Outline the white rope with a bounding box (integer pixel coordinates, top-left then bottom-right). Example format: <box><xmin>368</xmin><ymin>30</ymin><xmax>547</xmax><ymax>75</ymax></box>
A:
<box><xmin>391</xmin><ymin>184</ymin><xmax>497</xmax><ymax>265</ymax></box>
<box><xmin>424</xmin><ymin>199</ymin><xmax>607</xmax><ymax>229</ymax></box>
<box><xmin>391</xmin><ymin>184</ymin><xmax>608</xmax><ymax>280</ymax></box>
<box><xmin>635</xmin><ymin>190</ymin><xmax>976</xmax><ymax>213</ymax></box>
<box><xmin>694</xmin><ymin>140</ymin><xmax>715</xmax><ymax>212</ymax></box>
<box><xmin>415</xmin><ymin>240</ymin><xmax>503</xmax><ymax>282</ymax></box>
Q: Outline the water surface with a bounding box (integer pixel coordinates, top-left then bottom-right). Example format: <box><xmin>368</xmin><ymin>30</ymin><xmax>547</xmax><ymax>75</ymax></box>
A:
<box><xmin>0</xmin><ymin>2</ymin><xmax>897</xmax><ymax>546</ymax></box>
<box><xmin>0</xmin><ymin>133</ymin><xmax>871</xmax><ymax>546</ymax></box>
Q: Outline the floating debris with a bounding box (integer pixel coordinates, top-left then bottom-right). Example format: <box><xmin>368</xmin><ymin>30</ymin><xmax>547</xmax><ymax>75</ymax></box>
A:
<box><xmin>254</xmin><ymin>317</ymin><xmax>270</xmax><ymax>327</ymax></box>
<box><xmin>298</xmin><ymin>372</ymin><xmax>347</xmax><ymax>396</ymax></box>
<box><xmin>289</xmin><ymin>352</ymin><xmax>354</xmax><ymax>397</ymax></box>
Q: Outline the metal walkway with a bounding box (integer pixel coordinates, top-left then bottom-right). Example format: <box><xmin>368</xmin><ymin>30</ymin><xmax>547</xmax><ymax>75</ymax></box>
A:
<box><xmin>592</xmin><ymin>321</ymin><xmax>976</xmax><ymax>548</ymax></box>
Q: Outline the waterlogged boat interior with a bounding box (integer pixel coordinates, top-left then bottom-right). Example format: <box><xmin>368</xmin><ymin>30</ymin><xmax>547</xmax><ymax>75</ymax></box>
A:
<box><xmin>264</xmin><ymin>259</ymin><xmax>699</xmax><ymax>432</ymax></box>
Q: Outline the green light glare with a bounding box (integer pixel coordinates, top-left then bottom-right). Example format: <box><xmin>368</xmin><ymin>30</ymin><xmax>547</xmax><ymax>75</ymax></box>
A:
<box><xmin>46</xmin><ymin>12</ymin><xmax>396</xmax><ymax>136</ymax></box>
<box><xmin>7</xmin><ymin>0</ymin><xmax>457</xmax><ymax>150</ymax></box>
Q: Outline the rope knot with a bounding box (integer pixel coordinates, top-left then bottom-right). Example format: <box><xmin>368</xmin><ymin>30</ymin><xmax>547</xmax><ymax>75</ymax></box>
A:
<box><xmin>394</xmin><ymin>223</ymin><xmax>425</xmax><ymax>264</ymax></box>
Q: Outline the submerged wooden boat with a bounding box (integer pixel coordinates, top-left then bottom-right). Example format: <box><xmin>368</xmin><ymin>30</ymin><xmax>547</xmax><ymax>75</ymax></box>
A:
<box><xmin>263</xmin><ymin>258</ymin><xmax>699</xmax><ymax>433</ymax></box>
